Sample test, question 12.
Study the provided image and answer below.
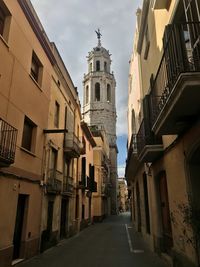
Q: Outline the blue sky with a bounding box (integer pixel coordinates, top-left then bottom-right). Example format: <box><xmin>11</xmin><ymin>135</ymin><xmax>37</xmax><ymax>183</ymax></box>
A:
<box><xmin>117</xmin><ymin>135</ymin><xmax>127</xmax><ymax>177</ymax></box>
<box><xmin>31</xmin><ymin>0</ymin><xmax>142</xmax><ymax>177</ymax></box>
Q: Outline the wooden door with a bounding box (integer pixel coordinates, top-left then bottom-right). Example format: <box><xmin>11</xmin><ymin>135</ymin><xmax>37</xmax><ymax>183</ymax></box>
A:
<box><xmin>159</xmin><ymin>173</ymin><xmax>173</xmax><ymax>252</ymax></box>
<box><xmin>13</xmin><ymin>195</ymin><xmax>27</xmax><ymax>260</ymax></box>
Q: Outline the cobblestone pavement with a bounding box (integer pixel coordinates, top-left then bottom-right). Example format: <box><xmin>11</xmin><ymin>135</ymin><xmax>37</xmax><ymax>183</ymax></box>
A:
<box><xmin>19</xmin><ymin>212</ymin><xmax>168</xmax><ymax>267</ymax></box>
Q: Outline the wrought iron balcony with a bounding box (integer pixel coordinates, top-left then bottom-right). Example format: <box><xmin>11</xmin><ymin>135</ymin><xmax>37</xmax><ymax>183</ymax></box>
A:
<box><xmin>0</xmin><ymin>118</ymin><xmax>17</xmax><ymax>167</ymax></box>
<box><xmin>46</xmin><ymin>169</ymin><xmax>62</xmax><ymax>194</ymax></box>
<box><xmin>137</xmin><ymin>119</ymin><xmax>163</xmax><ymax>162</ymax></box>
<box><xmin>150</xmin><ymin>22</ymin><xmax>200</xmax><ymax>135</ymax></box>
<box><xmin>64</xmin><ymin>132</ymin><xmax>83</xmax><ymax>158</ymax></box>
<box><xmin>63</xmin><ymin>176</ymin><xmax>74</xmax><ymax>194</ymax></box>
<box><xmin>77</xmin><ymin>174</ymin><xmax>87</xmax><ymax>189</ymax></box>
<box><xmin>125</xmin><ymin>134</ymin><xmax>140</xmax><ymax>180</ymax></box>
<box><xmin>101</xmin><ymin>183</ymin><xmax>111</xmax><ymax>197</ymax></box>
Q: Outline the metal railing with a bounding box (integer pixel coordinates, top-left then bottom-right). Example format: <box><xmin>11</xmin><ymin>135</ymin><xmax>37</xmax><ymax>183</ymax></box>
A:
<box><xmin>0</xmin><ymin>118</ymin><xmax>18</xmax><ymax>165</ymax></box>
<box><xmin>150</xmin><ymin>22</ymin><xmax>200</xmax><ymax>125</ymax></box>
<box><xmin>78</xmin><ymin>174</ymin><xmax>87</xmax><ymax>188</ymax></box>
<box><xmin>137</xmin><ymin>119</ymin><xmax>162</xmax><ymax>156</ymax></box>
<box><xmin>46</xmin><ymin>169</ymin><xmax>62</xmax><ymax>193</ymax></box>
<box><xmin>126</xmin><ymin>134</ymin><xmax>137</xmax><ymax>165</ymax></box>
<box><xmin>64</xmin><ymin>132</ymin><xmax>83</xmax><ymax>155</ymax></box>
<box><xmin>63</xmin><ymin>176</ymin><xmax>74</xmax><ymax>193</ymax></box>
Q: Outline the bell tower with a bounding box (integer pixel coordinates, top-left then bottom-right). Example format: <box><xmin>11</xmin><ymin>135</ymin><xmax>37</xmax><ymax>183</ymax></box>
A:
<box><xmin>82</xmin><ymin>30</ymin><xmax>118</xmax><ymax>214</ymax></box>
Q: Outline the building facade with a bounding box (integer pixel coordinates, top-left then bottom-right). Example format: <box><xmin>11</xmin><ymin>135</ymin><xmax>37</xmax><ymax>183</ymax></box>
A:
<box><xmin>126</xmin><ymin>0</ymin><xmax>200</xmax><ymax>266</ymax></box>
<box><xmin>0</xmin><ymin>0</ymin><xmax>54</xmax><ymax>265</ymax></box>
<box><xmin>82</xmin><ymin>33</ymin><xmax>118</xmax><ymax>214</ymax></box>
<box><xmin>91</xmin><ymin>126</ymin><xmax>111</xmax><ymax>221</ymax></box>
<box><xmin>118</xmin><ymin>178</ymin><xmax>129</xmax><ymax>212</ymax></box>
<box><xmin>0</xmin><ymin>0</ymin><xmax>85</xmax><ymax>265</ymax></box>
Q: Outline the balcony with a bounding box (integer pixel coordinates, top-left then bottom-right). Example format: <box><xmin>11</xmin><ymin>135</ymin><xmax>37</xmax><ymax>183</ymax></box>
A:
<box><xmin>0</xmin><ymin>118</ymin><xmax>18</xmax><ymax>167</ymax></box>
<box><xmin>76</xmin><ymin>174</ymin><xmax>87</xmax><ymax>190</ymax></box>
<box><xmin>46</xmin><ymin>169</ymin><xmax>62</xmax><ymax>194</ymax></box>
<box><xmin>153</xmin><ymin>0</ymin><xmax>168</xmax><ymax>9</ymax></box>
<box><xmin>125</xmin><ymin>134</ymin><xmax>140</xmax><ymax>180</ymax></box>
<box><xmin>150</xmin><ymin>22</ymin><xmax>200</xmax><ymax>135</ymax></box>
<box><xmin>64</xmin><ymin>132</ymin><xmax>83</xmax><ymax>158</ymax></box>
<box><xmin>101</xmin><ymin>183</ymin><xmax>111</xmax><ymax>197</ymax></box>
<box><xmin>137</xmin><ymin>119</ymin><xmax>163</xmax><ymax>162</ymax></box>
<box><xmin>84</xmin><ymin>71</ymin><xmax>114</xmax><ymax>81</ymax></box>
<box><xmin>63</xmin><ymin>176</ymin><xmax>74</xmax><ymax>194</ymax></box>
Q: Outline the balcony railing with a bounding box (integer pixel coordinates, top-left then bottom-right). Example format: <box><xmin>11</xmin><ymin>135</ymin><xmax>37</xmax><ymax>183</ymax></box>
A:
<box><xmin>46</xmin><ymin>169</ymin><xmax>62</xmax><ymax>194</ymax></box>
<box><xmin>63</xmin><ymin>176</ymin><xmax>74</xmax><ymax>194</ymax></box>
<box><xmin>125</xmin><ymin>134</ymin><xmax>140</xmax><ymax>180</ymax></box>
<box><xmin>127</xmin><ymin>134</ymin><xmax>137</xmax><ymax>163</ymax></box>
<box><xmin>150</xmin><ymin>22</ymin><xmax>200</xmax><ymax>134</ymax></box>
<box><xmin>101</xmin><ymin>183</ymin><xmax>111</xmax><ymax>197</ymax></box>
<box><xmin>137</xmin><ymin>119</ymin><xmax>163</xmax><ymax>162</ymax></box>
<box><xmin>77</xmin><ymin>174</ymin><xmax>87</xmax><ymax>189</ymax></box>
<box><xmin>64</xmin><ymin>132</ymin><xmax>83</xmax><ymax>158</ymax></box>
<box><xmin>0</xmin><ymin>118</ymin><xmax>18</xmax><ymax>166</ymax></box>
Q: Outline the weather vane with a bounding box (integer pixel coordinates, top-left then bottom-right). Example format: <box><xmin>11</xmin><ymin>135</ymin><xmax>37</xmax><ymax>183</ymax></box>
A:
<box><xmin>95</xmin><ymin>28</ymin><xmax>102</xmax><ymax>46</ymax></box>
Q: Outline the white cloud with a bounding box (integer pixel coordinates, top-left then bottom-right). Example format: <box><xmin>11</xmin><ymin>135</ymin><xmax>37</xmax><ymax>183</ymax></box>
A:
<box><xmin>118</xmin><ymin>164</ymin><xmax>126</xmax><ymax>178</ymax></box>
<box><xmin>30</xmin><ymin>0</ymin><xmax>142</xmax><ymax>162</ymax></box>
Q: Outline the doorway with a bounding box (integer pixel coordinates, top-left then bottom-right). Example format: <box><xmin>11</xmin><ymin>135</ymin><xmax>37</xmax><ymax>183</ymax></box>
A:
<box><xmin>143</xmin><ymin>173</ymin><xmax>151</xmax><ymax>234</ymax></box>
<box><xmin>158</xmin><ymin>172</ymin><xmax>173</xmax><ymax>252</ymax></box>
<box><xmin>136</xmin><ymin>182</ymin><xmax>141</xmax><ymax>232</ymax></box>
<box><xmin>188</xmin><ymin>145</ymin><xmax>200</xmax><ymax>262</ymax></box>
<box><xmin>60</xmin><ymin>198</ymin><xmax>69</xmax><ymax>238</ymax></box>
<box><xmin>13</xmin><ymin>194</ymin><xmax>28</xmax><ymax>260</ymax></box>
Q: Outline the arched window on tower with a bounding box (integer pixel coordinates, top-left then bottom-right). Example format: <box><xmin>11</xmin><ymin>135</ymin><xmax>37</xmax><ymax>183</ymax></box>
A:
<box><xmin>95</xmin><ymin>83</ymin><xmax>100</xmax><ymax>101</ymax></box>
<box><xmin>96</xmin><ymin>61</ymin><xmax>100</xmax><ymax>71</ymax></box>
<box><xmin>85</xmin><ymin>85</ymin><xmax>89</xmax><ymax>104</ymax></box>
<box><xmin>89</xmin><ymin>62</ymin><xmax>92</xmax><ymax>72</ymax></box>
<box><xmin>107</xmin><ymin>84</ymin><xmax>111</xmax><ymax>102</ymax></box>
<box><xmin>131</xmin><ymin>109</ymin><xmax>136</xmax><ymax>134</ymax></box>
<box><xmin>104</xmin><ymin>62</ymin><xmax>107</xmax><ymax>72</ymax></box>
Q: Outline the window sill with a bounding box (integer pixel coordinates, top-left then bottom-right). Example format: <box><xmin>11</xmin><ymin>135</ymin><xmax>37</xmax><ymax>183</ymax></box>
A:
<box><xmin>20</xmin><ymin>147</ymin><xmax>36</xmax><ymax>157</ymax></box>
<box><xmin>29</xmin><ymin>74</ymin><xmax>42</xmax><ymax>91</ymax></box>
<box><xmin>0</xmin><ymin>34</ymin><xmax>9</xmax><ymax>49</ymax></box>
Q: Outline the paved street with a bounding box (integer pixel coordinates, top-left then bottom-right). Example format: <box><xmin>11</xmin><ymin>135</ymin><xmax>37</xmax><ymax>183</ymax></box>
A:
<box><xmin>19</xmin><ymin>213</ymin><xmax>168</xmax><ymax>267</ymax></box>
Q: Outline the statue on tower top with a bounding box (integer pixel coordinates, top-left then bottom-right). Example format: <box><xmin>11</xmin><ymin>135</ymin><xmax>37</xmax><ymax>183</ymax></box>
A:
<box><xmin>95</xmin><ymin>28</ymin><xmax>102</xmax><ymax>47</ymax></box>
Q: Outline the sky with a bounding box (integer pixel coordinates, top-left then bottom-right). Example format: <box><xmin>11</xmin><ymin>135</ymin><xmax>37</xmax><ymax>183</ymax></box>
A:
<box><xmin>31</xmin><ymin>0</ymin><xmax>142</xmax><ymax>177</ymax></box>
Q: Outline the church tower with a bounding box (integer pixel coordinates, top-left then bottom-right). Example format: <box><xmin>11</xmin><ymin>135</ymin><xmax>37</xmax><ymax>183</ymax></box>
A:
<box><xmin>82</xmin><ymin>30</ymin><xmax>118</xmax><ymax>214</ymax></box>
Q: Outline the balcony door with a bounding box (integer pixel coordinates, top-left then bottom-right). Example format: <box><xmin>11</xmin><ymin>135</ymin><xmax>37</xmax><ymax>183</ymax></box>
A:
<box><xmin>159</xmin><ymin>172</ymin><xmax>173</xmax><ymax>252</ymax></box>
<box><xmin>50</xmin><ymin>148</ymin><xmax>57</xmax><ymax>176</ymax></box>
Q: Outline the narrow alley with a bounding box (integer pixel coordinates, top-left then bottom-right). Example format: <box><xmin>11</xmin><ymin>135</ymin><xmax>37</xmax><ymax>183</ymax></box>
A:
<box><xmin>18</xmin><ymin>213</ymin><xmax>168</xmax><ymax>267</ymax></box>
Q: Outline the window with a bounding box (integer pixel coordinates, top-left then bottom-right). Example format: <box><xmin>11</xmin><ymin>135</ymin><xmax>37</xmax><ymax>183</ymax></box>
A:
<box><xmin>0</xmin><ymin>6</ymin><xmax>5</xmax><ymax>36</ymax></box>
<box><xmin>104</xmin><ymin>62</ymin><xmax>107</xmax><ymax>71</ymax></box>
<box><xmin>89</xmin><ymin>62</ymin><xmax>92</xmax><ymax>72</ymax></box>
<box><xmin>0</xmin><ymin>1</ymin><xmax>11</xmax><ymax>41</ymax></box>
<box><xmin>131</xmin><ymin>109</ymin><xmax>136</xmax><ymax>134</ymax></box>
<box><xmin>96</xmin><ymin>60</ymin><xmax>100</xmax><ymax>71</ymax></box>
<box><xmin>85</xmin><ymin>85</ymin><xmax>89</xmax><ymax>104</ymax></box>
<box><xmin>30</xmin><ymin>51</ymin><xmax>43</xmax><ymax>84</ymax></box>
<box><xmin>21</xmin><ymin>116</ymin><xmax>36</xmax><ymax>152</ymax></box>
<box><xmin>95</xmin><ymin>83</ymin><xmax>100</xmax><ymax>101</ymax></box>
<box><xmin>50</xmin><ymin>148</ymin><xmax>57</xmax><ymax>171</ymax></box>
<box><xmin>144</xmin><ymin>25</ymin><xmax>150</xmax><ymax>60</ymax></box>
<box><xmin>107</xmin><ymin>84</ymin><xmax>111</xmax><ymax>102</ymax></box>
<box><xmin>54</xmin><ymin>101</ymin><xmax>60</xmax><ymax>128</ymax></box>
